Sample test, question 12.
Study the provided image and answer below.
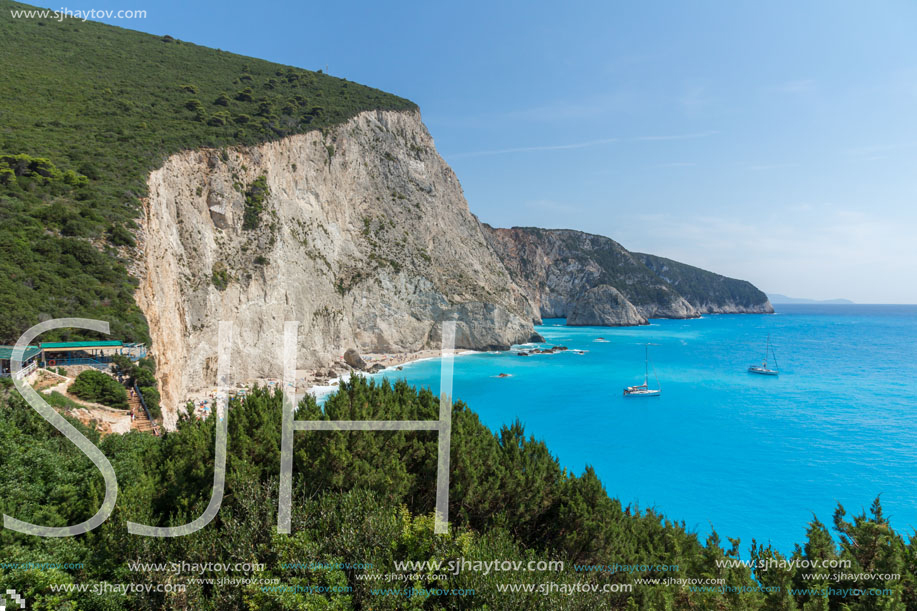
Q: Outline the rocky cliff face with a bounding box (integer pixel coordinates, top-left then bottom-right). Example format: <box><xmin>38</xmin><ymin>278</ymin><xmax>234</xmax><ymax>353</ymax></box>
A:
<box><xmin>635</xmin><ymin>253</ymin><xmax>774</xmax><ymax>315</ymax></box>
<box><xmin>483</xmin><ymin>226</ymin><xmax>773</xmax><ymax>325</ymax></box>
<box><xmin>137</xmin><ymin>109</ymin><xmax>537</xmax><ymax>418</ymax></box>
<box><xmin>484</xmin><ymin>226</ymin><xmax>691</xmax><ymax>325</ymax></box>
<box><xmin>137</xmin><ymin>109</ymin><xmax>772</xmax><ymax>421</ymax></box>
<box><xmin>567</xmin><ymin>285</ymin><xmax>644</xmax><ymax>326</ymax></box>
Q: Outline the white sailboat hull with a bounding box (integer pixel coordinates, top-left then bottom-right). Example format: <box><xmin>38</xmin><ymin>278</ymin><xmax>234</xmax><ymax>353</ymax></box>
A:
<box><xmin>623</xmin><ymin>385</ymin><xmax>661</xmax><ymax>397</ymax></box>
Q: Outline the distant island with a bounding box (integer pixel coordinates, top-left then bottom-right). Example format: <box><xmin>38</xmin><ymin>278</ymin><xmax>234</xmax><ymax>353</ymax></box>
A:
<box><xmin>767</xmin><ymin>293</ymin><xmax>854</xmax><ymax>304</ymax></box>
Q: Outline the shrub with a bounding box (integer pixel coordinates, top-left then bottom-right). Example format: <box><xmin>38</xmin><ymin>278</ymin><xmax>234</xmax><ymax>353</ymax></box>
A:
<box><xmin>134</xmin><ymin>367</ymin><xmax>156</xmax><ymax>388</ymax></box>
<box><xmin>241</xmin><ymin>175</ymin><xmax>269</xmax><ymax>230</ymax></box>
<box><xmin>212</xmin><ymin>266</ymin><xmax>230</xmax><ymax>291</ymax></box>
<box><xmin>207</xmin><ymin>111</ymin><xmax>230</xmax><ymax>126</ymax></box>
<box><xmin>69</xmin><ymin>370</ymin><xmax>128</xmax><ymax>409</ymax></box>
<box><xmin>106</xmin><ymin>223</ymin><xmax>135</xmax><ymax>247</ymax></box>
<box><xmin>110</xmin><ymin>354</ymin><xmax>134</xmax><ymax>379</ymax></box>
<box><xmin>110</xmin><ymin>355</ymin><xmax>155</xmax><ymax>388</ymax></box>
<box><xmin>138</xmin><ymin>385</ymin><xmax>161</xmax><ymax>420</ymax></box>
<box><xmin>61</xmin><ymin>216</ymin><xmax>93</xmax><ymax>237</ymax></box>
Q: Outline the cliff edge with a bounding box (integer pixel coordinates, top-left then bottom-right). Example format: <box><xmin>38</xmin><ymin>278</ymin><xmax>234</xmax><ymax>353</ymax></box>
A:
<box><xmin>137</xmin><ymin>112</ymin><xmax>772</xmax><ymax>420</ymax></box>
<box><xmin>138</xmin><ymin>109</ymin><xmax>537</xmax><ymax>418</ymax></box>
<box><xmin>483</xmin><ymin>226</ymin><xmax>773</xmax><ymax>326</ymax></box>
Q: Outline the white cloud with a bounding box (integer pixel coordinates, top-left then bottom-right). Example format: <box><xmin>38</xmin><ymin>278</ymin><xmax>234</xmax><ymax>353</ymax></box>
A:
<box><xmin>655</xmin><ymin>161</ymin><xmax>697</xmax><ymax>168</ymax></box>
<box><xmin>447</xmin><ymin>131</ymin><xmax>717</xmax><ymax>159</ymax></box>
<box><xmin>773</xmin><ymin>79</ymin><xmax>817</xmax><ymax>95</ymax></box>
<box><xmin>633</xmin><ymin>131</ymin><xmax>719</xmax><ymax>142</ymax></box>
<box><xmin>447</xmin><ymin>137</ymin><xmax>620</xmax><ymax>159</ymax></box>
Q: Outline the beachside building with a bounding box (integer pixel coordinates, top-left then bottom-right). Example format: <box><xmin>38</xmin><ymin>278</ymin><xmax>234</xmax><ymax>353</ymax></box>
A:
<box><xmin>39</xmin><ymin>340</ymin><xmax>146</xmax><ymax>368</ymax></box>
<box><xmin>0</xmin><ymin>345</ymin><xmax>41</xmax><ymax>378</ymax></box>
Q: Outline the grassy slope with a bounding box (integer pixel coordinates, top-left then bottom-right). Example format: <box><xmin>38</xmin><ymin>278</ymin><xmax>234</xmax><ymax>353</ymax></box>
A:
<box><xmin>0</xmin><ymin>0</ymin><xmax>415</xmax><ymax>343</ymax></box>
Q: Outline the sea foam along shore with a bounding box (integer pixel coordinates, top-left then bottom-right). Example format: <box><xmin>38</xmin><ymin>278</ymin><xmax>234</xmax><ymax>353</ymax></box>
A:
<box><xmin>302</xmin><ymin>349</ymin><xmax>480</xmax><ymax>404</ymax></box>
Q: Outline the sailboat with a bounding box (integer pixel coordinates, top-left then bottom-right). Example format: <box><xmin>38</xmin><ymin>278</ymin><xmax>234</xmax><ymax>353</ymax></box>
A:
<box><xmin>623</xmin><ymin>343</ymin><xmax>661</xmax><ymax>397</ymax></box>
<box><xmin>748</xmin><ymin>334</ymin><xmax>779</xmax><ymax>375</ymax></box>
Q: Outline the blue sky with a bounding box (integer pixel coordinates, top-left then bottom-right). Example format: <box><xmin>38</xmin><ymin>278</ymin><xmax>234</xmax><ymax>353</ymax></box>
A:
<box><xmin>70</xmin><ymin>0</ymin><xmax>917</xmax><ymax>302</ymax></box>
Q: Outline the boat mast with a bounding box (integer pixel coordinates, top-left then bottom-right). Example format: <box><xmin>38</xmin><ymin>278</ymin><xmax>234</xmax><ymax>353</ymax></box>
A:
<box><xmin>644</xmin><ymin>344</ymin><xmax>649</xmax><ymax>386</ymax></box>
<box><xmin>764</xmin><ymin>334</ymin><xmax>770</xmax><ymax>367</ymax></box>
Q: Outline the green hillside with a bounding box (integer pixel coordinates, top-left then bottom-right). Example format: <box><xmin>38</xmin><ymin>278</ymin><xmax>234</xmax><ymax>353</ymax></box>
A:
<box><xmin>0</xmin><ymin>0</ymin><xmax>415</xmax><ymax>343</ymax></box>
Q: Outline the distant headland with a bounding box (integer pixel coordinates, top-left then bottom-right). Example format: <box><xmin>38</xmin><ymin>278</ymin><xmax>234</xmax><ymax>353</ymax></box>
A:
<box><xmin>767</xmin><ymin>293</ymin><xmax>855</xmax><ymax>305</ymax></box>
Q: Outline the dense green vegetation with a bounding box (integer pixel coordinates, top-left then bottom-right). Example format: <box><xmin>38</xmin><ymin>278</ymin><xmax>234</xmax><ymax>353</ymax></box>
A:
<box><xmin>112</xmin><ymin>355</ymin><xmax>161</xmax><ymax>418</ymax></box>
<box><xmin>68</xmin><ymin>369</ymin><xmax>128</xmax><ymax>409</ymax></box>
<box><xmin>0</xmin><ymin>0</ymin><xmax>416</xmax><ymax>344</ymax></box>
<box><xmin>0</xmin><ymin>377</ymin><xmax>913</xmax><ymax>609</ymax></box>
<box><xmin>243</xmin><ymin>175</ymin><xmax>271</xmax><ymax>231</ymax></box>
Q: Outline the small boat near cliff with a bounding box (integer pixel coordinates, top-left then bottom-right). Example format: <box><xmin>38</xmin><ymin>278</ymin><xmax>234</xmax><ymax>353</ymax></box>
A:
<box><xmin>748</xmin><ymin>334</ymin><xmax>779</xmax><ymax>376</ymax></box>
<box><xmin>624</xmin><ymin>343</ymin><xmax>661</xmax><ymax>397</ymax></box>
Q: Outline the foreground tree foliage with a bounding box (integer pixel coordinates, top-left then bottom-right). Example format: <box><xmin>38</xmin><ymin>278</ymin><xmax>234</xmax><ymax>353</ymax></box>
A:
<box><xmin>69</xmin><ymin>369</ymin><xmax>129</xmax><ymax>409</ymax></box>
<box><xmin>0</xmin><ymin>377</ymin><xmax>912</xmax><ymax>609</ymax></box>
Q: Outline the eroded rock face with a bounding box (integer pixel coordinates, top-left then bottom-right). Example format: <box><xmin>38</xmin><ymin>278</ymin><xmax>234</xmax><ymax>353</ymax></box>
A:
<box><xmin>137</xmin><ymin>109</ymin><xmax>535</xmax><ymax>421</ymax></box>
<box><xmin>483</xmin><ymin>226</ymin><xmax>773</xmax><ymax>325</ymax></box>
<box><xmin>567</xmin><ymin>285</ymin><xmax>646</xmax><ymax>326</ymax></box>
<box><xmin>634</xmin><ymin>253</ymin><xmax>774</xmax><ymax>315</ymax></box>
<box><xmin>483</xmin><ymin>226</ymin><xmax>696</xmax><ymax>322</ymax></box>
<box><xmin>136</xmin><ymin>110</ymin><xmax>772</xmax><ymax>424</ymax></box>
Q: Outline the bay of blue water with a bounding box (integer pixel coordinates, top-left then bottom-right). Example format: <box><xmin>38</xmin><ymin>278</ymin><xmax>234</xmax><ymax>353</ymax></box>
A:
<box><xmin>369</xmin><ymin>305</ymin><xmax>917</xmax><ymax>554</ymax></box>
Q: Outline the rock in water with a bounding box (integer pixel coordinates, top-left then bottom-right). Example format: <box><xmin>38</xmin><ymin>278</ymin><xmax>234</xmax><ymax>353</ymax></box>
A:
<box><xmin>344</xmin><ymin>349</ymin><xmax>367</xmax><ymax>370</ymax></box>
<box><xmin>567</xmin><ymin>285</ymin><xmax>647</xmax><ymax>326</ymax></box>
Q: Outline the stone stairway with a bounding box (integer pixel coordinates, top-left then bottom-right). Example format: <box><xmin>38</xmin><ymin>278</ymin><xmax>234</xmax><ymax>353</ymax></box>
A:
<box><xmin>129</xmin><ymin>393</ymin><xmax>155</xmax><ymax>433</ymax></box>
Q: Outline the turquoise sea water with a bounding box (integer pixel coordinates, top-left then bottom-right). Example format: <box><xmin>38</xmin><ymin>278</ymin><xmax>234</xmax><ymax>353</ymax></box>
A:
<box><xmin>369</xmin><ymin>305</ymin><xmax>917</xmax><ymax>554</ymax></box>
